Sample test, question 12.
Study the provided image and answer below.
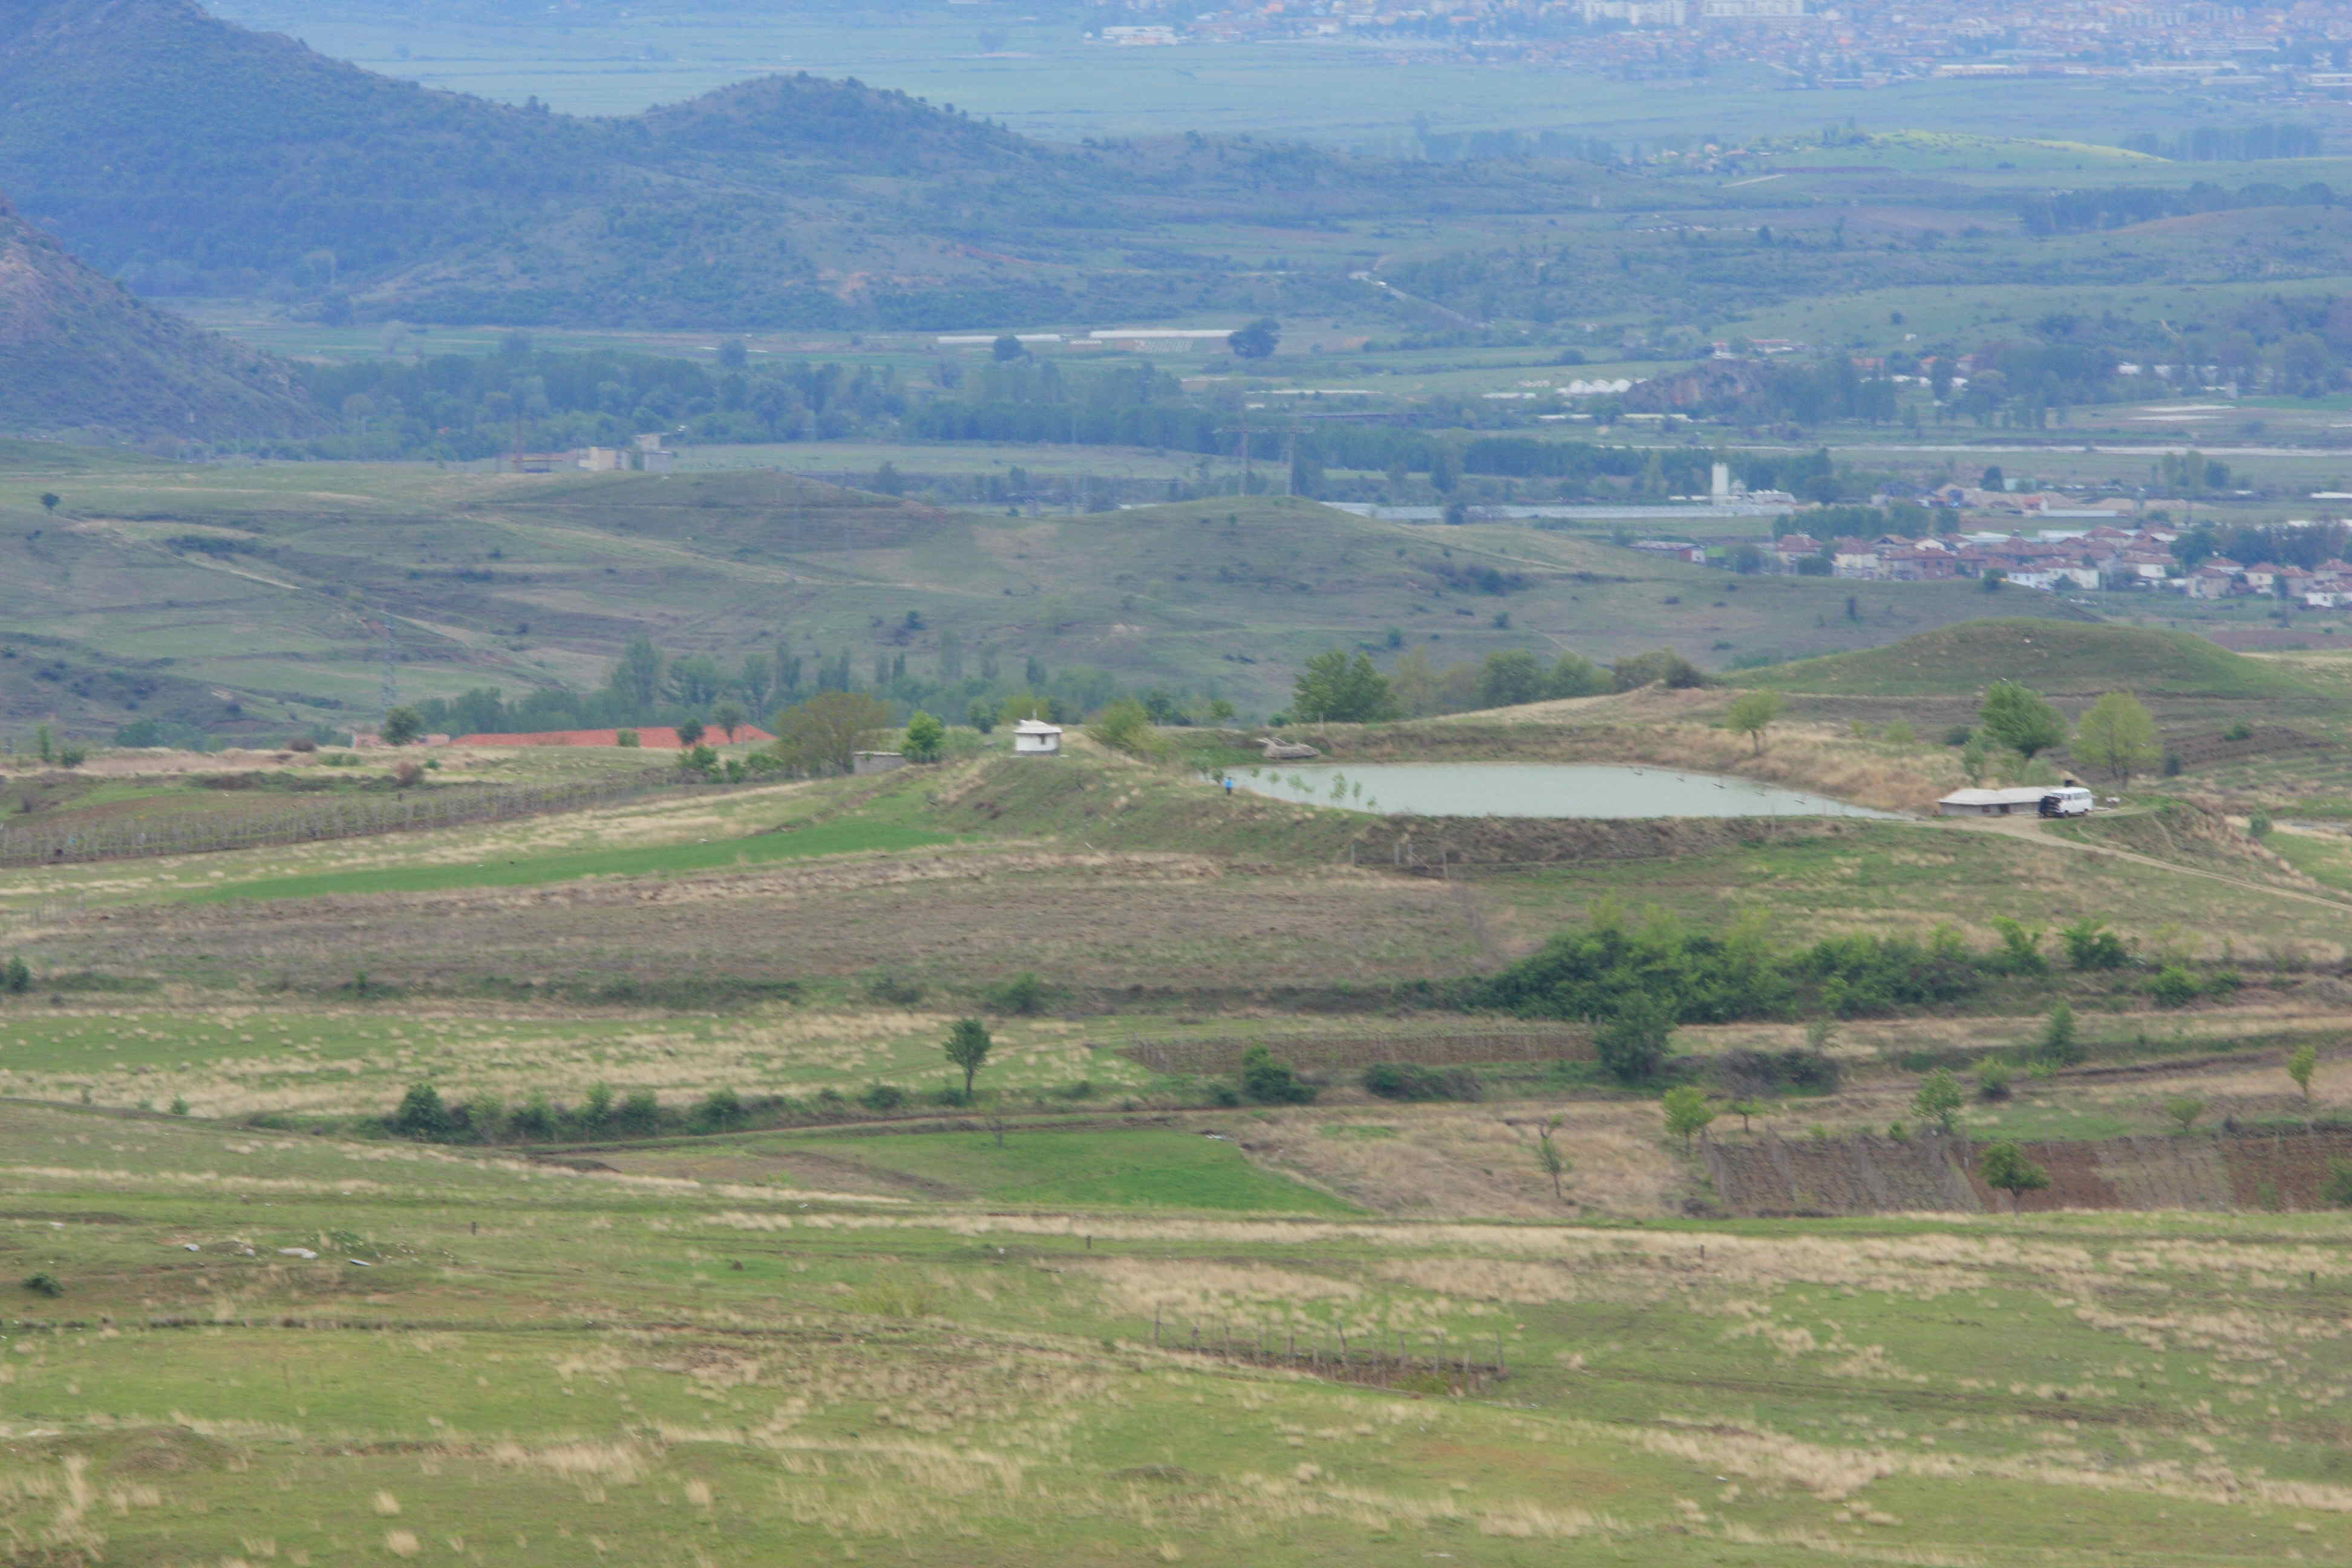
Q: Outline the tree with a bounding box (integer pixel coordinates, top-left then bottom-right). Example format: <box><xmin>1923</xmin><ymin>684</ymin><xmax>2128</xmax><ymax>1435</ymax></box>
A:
<box><xmin>1291</xmin><ymin>650</ymin><xmax>1396</xmax><ymax>723</ymax></box>
<box><xmin>1227</xmin><ymin>318</ymin><xmax>1281</xmax><ymax>360</ymax></box>
<box><xmin>2074</xmin><ymin>691</ymin><xmax>2159</xmax><ymax>787</ymax></box>
<box><xmin>1089</xmin><ymin>699</ymin><xmax>1156</xmax><ymax>758</ymax></box>
<box><xmin>1978</xmin><ymin>680</ymin><xmax>2067</xmax><ymax>760</ymax></box>
<box><xmin>992</xmin><ymin>333</ymin><xmax>1026</xmax><ymax>362</ymax></box>
<box><xmin>38</xmin><ymin>493</ymin><xmax>59</xmax><ymax>514</ymax></box>
<box><xmin>1532</xmin><ymin>1116</ymin><xmax>1570</xmax><ymax>1200</ymax></box>
<box><xmin>712</xmin><ymin>701</ymin><xmax>747</xmax><ymax>742</ymax></box>
<box><xmin>1662</xmin><ymin>1083</ymin><xmax>1716</xmax><ymax>1144</ymax></box>
<box><xmin>943</xmin><ymin>1017</ymin><xmax>993</xmax><ymax>1100</ymax></box>
<box><xmin>2288</xmin><ymin>1043</ymin><xmax>2319</xmax><ymax>1103</ymax></box>
<box><xmin>967</xmin><ymin>697</ymin><xmax>997</xmax><ymax>735</ymax></box>
<box><xmin>1595</xmin><ymin>992</ymin><xmax>1675</xmax><ymax>1083</ymax></box>
<box><xmin>392</xmin><ymin>1082</ymin><xmax>450</xmax><ymax>1139</ymax></box>
<box><xmin>1723</xmin><ymin>689</ymin><xmax>1785</xmax><ymax>755</ymax></box>
<box><xmin>1981</xmin><ymin>464</ymin><xmax>2006</xmax><ymax>493</ymax></box>
<box><xmin>380</xmin><ymin>706</ymin><xmax>424</xmax><ymax>746</ymax></box>
<box><xmin>1479</xmin><ymin>650</ymin><xmax>1546</xmax><ymax>709</ymax></box>
<box><xmin>902</xmin><ymin>710</ymin><xmax>946</xmax><ymax>763</ymax></box>
<box><xmin>1978</xmin><ymin>1140</ymin><xmax>2050</xmax><ymax>1211</ymax></box>
<box><xmin>1912</xmin><ymin>1068</ymin><xmax>1964</xmax><ymax>1133</ymax></box>
<box><xmin>2164</xmin><ymin>1094</ymin><xmax>2207</xmax><ymax>1132</ymax></box>
<box><xmin>675</xmin><ymin>717</ymin><xmax>706</xmax><ymax>747</ymax></box>
<box><xmin>771</xmin><ymin>691</ymin><xmax>890</xmax><ymax>776</ymax></box>
<box><xmin>2039</xmin><ymin>1000</ymin><xmax>2080</xmax><ymax>1065</ymax></box>
<box><xmin>1728</xmin><ymin>1096</ymin><xmax>1763</xmax><ymax>1131</ymax></box>
<box><xmin>610</xmin><ymin>635</ymin><xmax>664</xmax><ymax>717</ymax></box>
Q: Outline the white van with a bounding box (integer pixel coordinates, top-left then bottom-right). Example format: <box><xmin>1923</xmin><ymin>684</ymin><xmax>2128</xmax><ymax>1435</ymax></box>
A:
<box><xmin>2036</xmin><ymin>787</ymin><xmax>2094</xmax><ymax>818</ymax></box>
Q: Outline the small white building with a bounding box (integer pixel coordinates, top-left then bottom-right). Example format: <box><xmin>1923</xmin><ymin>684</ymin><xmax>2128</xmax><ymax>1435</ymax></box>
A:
<box><xmin>1012</xmin><ymin>719</ymin><xmax>1063</xmax><ymax>756</ymax></box>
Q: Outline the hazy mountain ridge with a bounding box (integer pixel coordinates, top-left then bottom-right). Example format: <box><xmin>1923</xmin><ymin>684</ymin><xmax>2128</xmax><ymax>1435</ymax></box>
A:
<box><xmin>0</xmin><ymin>0</ymin><xmax>1613</xmax><ymax>329</ymax></box>
<box><xmin>0</xmin><ymin>188</ymin><xmax>324</xmax><ymax>440</ymax></box>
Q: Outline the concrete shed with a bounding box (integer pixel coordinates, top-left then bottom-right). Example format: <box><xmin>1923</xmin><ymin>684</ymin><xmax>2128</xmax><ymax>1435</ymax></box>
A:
<box><xmin>1012</xmin><ymin>719</ymin><xmax>1063</xmax><ymax>756</ymax></box>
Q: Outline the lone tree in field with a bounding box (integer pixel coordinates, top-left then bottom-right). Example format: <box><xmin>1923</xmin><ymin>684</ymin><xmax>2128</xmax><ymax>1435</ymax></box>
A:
<box><xmin>2074</xmin><ymin>691</ymin><xmax>2160</xmax><ymax>788</ymax></box>
<box><xmin>1227</xmin><ymin>317</ymin><xmax>1281</xmax><ymax>360</ymax></box>
<box><xmin>2164</xmin><ymin>1094</ymin><xmax>2207</xmax><ymax>1133</ymax></box>
<box><xmin>2288</xmin><ymin>1043</ymin><xmax>2319</xmax><ymax>1103</ymax></box>
<box><xmin>39</xmin><ymin>493</ymin><xmax>59</xmax><ymax>514</ymax></box>
<box><xmin>1662</xmin><ymin>1083</ymin><xmax>1716</xmax><ymax>1144</ymax></box>
<box><xmin>379</xmin><ymin>706</ymin><xmax>424</xmax><ymax>746</ymax></box>
<box><xmin>1978</xmin><ymin>1140</ymin><xmax>2050</xmax><ymax>1212</ymax></box>
<box><xmin>675</xmin><ymin>717</ymin><xmax>705</xmax><ymax>748</ymax></box>
<box><xmin>1978</xmin><ymin>679</ymin><xmax>2067</xmax><ymax>760</ymax></box>
<box><xmin>1723</xmin><ymin>689</ymin><xmax>1785</xmax><ymax>756</ymax></box>
<box><xmin>1531</xmin><ymin>1116</ymin><xmax>1570</xmax><ymax>1200</ymax></box>
<box><xmin>1912</xmin><ymin>1068</ymin><xmax>1965</xmax><ymax>1134</ymax></box>
<box><xmin>943</xmin><ymin>1017</ymin><xmax>994</xmax><ymax>1100</ymax></box>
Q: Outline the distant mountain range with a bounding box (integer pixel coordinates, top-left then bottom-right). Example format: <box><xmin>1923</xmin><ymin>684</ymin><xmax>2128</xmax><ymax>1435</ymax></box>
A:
<box><xmin>0</xmin><ymin>189</ymin><xmax>321</xmax><ymax>440</ymax></box>
<box><xmin>0</xmin><ymin>0</ymin><xmax>1609</xmax><ymax>329</ymax></box>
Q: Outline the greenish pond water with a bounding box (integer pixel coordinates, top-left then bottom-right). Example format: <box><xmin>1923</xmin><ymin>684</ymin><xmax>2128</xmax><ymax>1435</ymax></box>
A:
<box><xmin>1227</xmin><ymin>763</ymin><xmax>1900</xmax><ymax>820</ymax></box>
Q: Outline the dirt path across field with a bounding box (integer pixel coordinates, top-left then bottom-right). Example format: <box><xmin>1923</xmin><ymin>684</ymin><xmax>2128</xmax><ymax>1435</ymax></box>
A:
<box><xmin>1927</xmin><ymin>814</ymin><xmax>2352</xmax><ymax>913</ymax></box>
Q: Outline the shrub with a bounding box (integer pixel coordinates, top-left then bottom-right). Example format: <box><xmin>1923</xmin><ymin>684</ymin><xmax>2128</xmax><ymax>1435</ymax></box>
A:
<box><xmin>1711</xmin><ymin>1048</ymin><xmax>1840</xmax><ymax>1098</ymax></box>
<box><xmin>1975</xmin><ymin>1057</ymin><xmax>2014</xmax><ymax>1101</ymax></box>
<box><xmin>697</xmin><ymin>1088</ymin><xmax>745</xmax><ymax>1132</ymax></box>
<box><xmin>2224</xmin><ymin>719</ymin><xmax>2255</xmax><ymax>742</ymax></box>
<box><xmin>1207</xmin><ymin>1080</ymin><xmax>1243</xmax><ymax>1107</ymax></box>
<box><xmin>1912</xmin><ymin>1068</ymin><xmax>1964</xmax><ymax>1132</ymax></box>
<box><xmin>2060</xmin><ymin>918</ymin><xmax>2129</xmax><ymax>971</ymax></box>
<box><xmin>1594</xmin><ymin>993</ymin><xmax>1675</xmax><ymax>1083</ymax></box>
<box><xmin>865</xmin><ymin>972</ymin><xmax>924</xmax><ymax>1006</ymax></box>
<box><xmin>1086</xmin><ymin>698</ymin><xmax>1159</xmax><ymax>758</ymax></box>
<box><xmin>2039</xmin><ymin>1000</ymin><xmax>2081</xmax><ymax>1065</ymax></box>
<box><xmin>22</xmin><ymin>1272</ymin><xmax>62</xmax><ymax>1298</ymax></box>
<box><xmin>3</xmin><ymin>956</ymin><xmax>30</xmax><ymax>994</ymax></box>
<box><xmin>616</xmin><ymin>728</ymin><xmax>641</xmax><ymax>748</ymax></box>
<box><xmin>1661</xmin><ymin>1083</ymin><xmax>1715</xmax><ymax>1143</ymax></box>
<box><xmin>581</xmin><ymin>1082</ymin><xmax>615</xmax><ymax>1132</ymax></box>
<box><xmin>2326</xmin><ymin>1158</ymin><xmax>2352</xmax><ymax>1208</ymax></box>
<box><xmin>391</xmin><ymin>1083</ymin><xmax>451</xmax><ymax>1139</ymax></box>
<box><xmin>1240</xmin><ymin>1045</ymin><xmax>1316</xmax><ymax>1105</ymax></box>
<box><xmin>983</xmin><ymin>971</ymin><xmax>1051</xmax><ymax>1016</ymax></box>
<box><xmin>1987</xmin><ymin>917</ymin><xmax>2048</xmax><ymax>976</ymax></box>
<box><xmin>1361</xmin><ymin>1062</ymin><xmax>1482</xmax><ymax>1102</ymax></box>
<box><xmin>2150</xmin><ymin>965</ymin><xmax>2202</xmax><ymax>1008</ymax></box>
<box><xmin>614</xmin><ymin>1090</ymin><xmax>661</xmax><ymax>1137</ymax></box>
<box><xmin>507</xmin><ymin>1096</ymin><xmax>555</xmax><ymax>1140</ymax></box>
<box><xmin>901</xmin><ymin>710</ymin><xmax>946</xmax><ymax>763</ymax></box>
<box><xmin>860</xmin><ymin>1081</ymin><xmax>909</xmax><ymax>1112</ymax></box>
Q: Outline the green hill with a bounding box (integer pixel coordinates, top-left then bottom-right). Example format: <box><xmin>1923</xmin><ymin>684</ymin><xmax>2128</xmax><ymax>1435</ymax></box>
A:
<box><xmin>1730</xmin><ymin>618</ymin><xmax>2313</xmax><ymax>700</ymax></box>
<box><xmin>0</xmin><ymin>190</ymin><xmax>322</xmax><ymax>440</ymax></box>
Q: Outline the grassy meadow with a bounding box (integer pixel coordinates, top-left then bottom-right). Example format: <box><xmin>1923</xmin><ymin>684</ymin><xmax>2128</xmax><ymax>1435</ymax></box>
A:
<box><xmin>8</xmin><ymin>621</ymin><xmax>2352</xmax><ymax>1562</ymax></box>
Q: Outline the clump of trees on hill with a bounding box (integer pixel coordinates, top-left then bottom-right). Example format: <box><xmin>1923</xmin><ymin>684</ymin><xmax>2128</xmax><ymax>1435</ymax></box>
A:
<box><xmin>1284</xmin><ymin>643</ymin><xmax>1700</xmax><ymax>722</ymax></box>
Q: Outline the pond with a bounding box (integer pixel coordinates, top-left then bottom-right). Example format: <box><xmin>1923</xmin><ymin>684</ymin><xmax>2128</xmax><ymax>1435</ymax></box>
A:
<box><xmin>1226</xmin><ymin>763</ymin><xmax>1901</xmax><ymax>820</ymax></box>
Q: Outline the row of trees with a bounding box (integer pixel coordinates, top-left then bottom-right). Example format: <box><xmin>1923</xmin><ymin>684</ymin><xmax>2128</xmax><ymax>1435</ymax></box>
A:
<box><xmin>1287</xmin><ymin>645</ymin><xmax>1702</xmax><ymax>724</ymax></box>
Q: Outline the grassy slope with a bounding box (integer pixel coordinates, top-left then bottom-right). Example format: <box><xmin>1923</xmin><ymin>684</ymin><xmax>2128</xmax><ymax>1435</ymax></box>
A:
<box><xmin>1730</xmin><ymin>617</ymin><xmax>2316</xmax><ymax>699</ymax></box>
<box><xmin>10</xmin><ymin>1096</ymin><xmax>2352</xmax><ymax>1566</ymax></box>
<box><xmin>0</xmin><ymin>463</ymin><xmax>2088</xmax><ymax>732</ymax></box>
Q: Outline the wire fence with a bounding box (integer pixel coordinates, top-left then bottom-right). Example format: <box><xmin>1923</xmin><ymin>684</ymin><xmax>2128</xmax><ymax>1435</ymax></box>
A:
<box><xmin>0</xmin><ymin>773</ymin><xmax>743</xmax><ymax>869</ymax></box>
